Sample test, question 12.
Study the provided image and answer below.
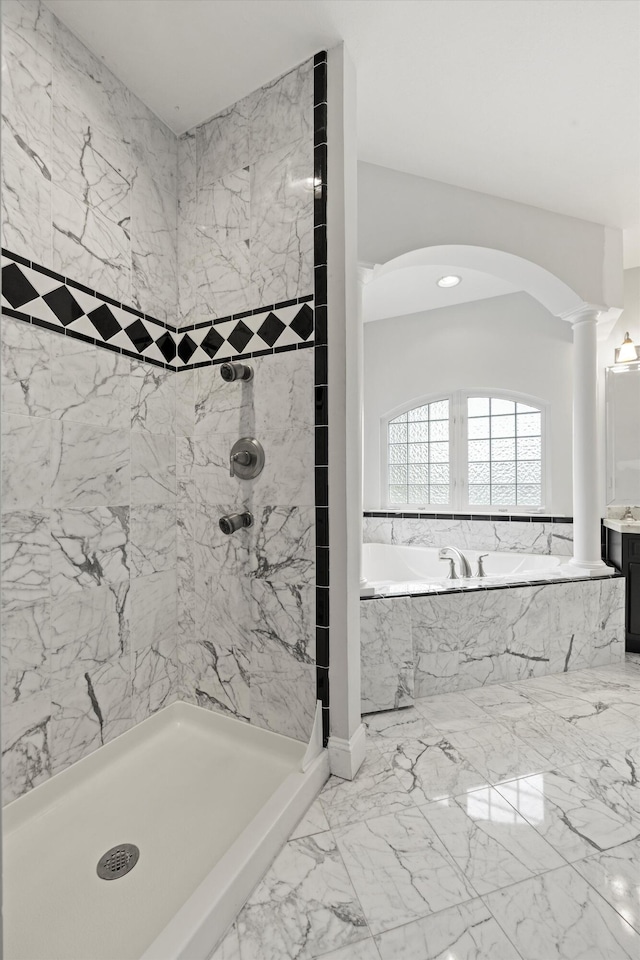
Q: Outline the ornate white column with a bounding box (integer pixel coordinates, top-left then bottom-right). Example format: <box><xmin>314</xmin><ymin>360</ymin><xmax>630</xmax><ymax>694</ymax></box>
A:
<box><xmin>567</xmin><ymin>306</ymin><xmax>609</xmax><ymax>573</ymax></box>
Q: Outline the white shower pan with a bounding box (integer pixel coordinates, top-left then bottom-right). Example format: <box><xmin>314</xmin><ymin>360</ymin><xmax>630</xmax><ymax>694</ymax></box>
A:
<box><xmin>3</xmin><ymin>702</ymin><xmax>329</xmax><ymax>960</ymax></box>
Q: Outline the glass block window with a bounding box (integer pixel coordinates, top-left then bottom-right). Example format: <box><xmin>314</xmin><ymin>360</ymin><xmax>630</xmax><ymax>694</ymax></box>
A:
<box><xmin>467</xmin><ymin>397</ymin><xmax>542</xmax><ymax>506</ymax></box>
<box><xmin>388</xmin><ymin>399</ymin><xmax>450</xmax><ymax>505</ymax></box>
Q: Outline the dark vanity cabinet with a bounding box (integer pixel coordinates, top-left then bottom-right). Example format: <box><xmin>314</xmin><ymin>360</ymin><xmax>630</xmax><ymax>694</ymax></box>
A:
<box><xmin>607</xmin><ymin>529</ymin><xmax>640</xmax><ymax>653</ymax></box>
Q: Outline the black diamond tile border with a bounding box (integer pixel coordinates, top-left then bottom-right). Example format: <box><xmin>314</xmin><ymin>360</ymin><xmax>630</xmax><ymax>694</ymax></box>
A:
<box><xmin>1</xmin><ymin>251</ymin><xmax>315</xmax><ymax>371</ymax></box>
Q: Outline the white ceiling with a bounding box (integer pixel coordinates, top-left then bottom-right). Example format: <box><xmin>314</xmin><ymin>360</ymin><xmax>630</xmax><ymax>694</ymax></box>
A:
<box><xmin>45</xmin><ymin>0</ymin><xmax>640</xmax><ymax>241</ymax></box>
<box><xmin>362</xmin><ymin>266</ymin><xmax>520</xmax><ymax>323</ymax></box>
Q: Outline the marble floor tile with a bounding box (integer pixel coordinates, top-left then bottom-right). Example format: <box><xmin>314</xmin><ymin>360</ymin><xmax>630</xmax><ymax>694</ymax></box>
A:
<box><xmin>414</xmin><ymin>692</ymin><xmax>491</xmax><ymax>732</ymax></box>
<box><xmin>391</xmin><ymin>736</ymin><xmax>489</xmax><ymax>804</ymax></box>
<box><xmin>573</xmin><ymin>839</ymin><xmax>640</xmax><ymax>934</ymax></box>
<box><xmin>484</xmin><ymin>864</ymin><xmax>640</xmax><ymax>959</ymax></box>
<box><xmin>447</xmin><ymin>722</ymin><xmax>552</xmax><ymax>785</ymax></box>
<box><xmin>235</xmin><ymin>832</ymin><xmax>369</xmax><ymax>960</ymax></box>
<box><xmin>363</xmin><ymin>707</ymin><xmax>440</xmax><ymax>752</ymax></box>
<box><xmin>319</xmin><ymin>751</ymin><xmax>415</xmax><ymax>830</ymax></box>
<box><xmin>319</xmin><ymin>940</ymin><xmax>382</xmax><ymax>960</ymax></box>
<box><xmin>335</xmin><ymin>808</ymin><xmax>476</xmax><ymax>936</ymax></box>
<box><xmin>496</xmin><ymin>764</ymin><xmax>640</xmax><ymax>862</ymax></box>
<box><xmin>420</xmin><ymin>788</ymin><xmax>564</xmax><ymax>896</ymax></box>
<box><xmin>375</xmin><ymin>898</ymin><xmax>522</xmax><ymax>960</ymax></box>
<box><xmin>289</xmin><ymin>799</ymin><xmax>331</xmax><ymax>841</ymax></box>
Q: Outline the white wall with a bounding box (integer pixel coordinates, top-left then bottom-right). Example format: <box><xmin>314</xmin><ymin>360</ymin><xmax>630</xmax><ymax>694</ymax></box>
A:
<box><xmin>363</xmin><ymin>292</ymin><xmax>574</xmax><ymax>514</ymax></box>
<box><xmin>359</xmin><ymin>162</ymin><xmax>624</xmax><ymax>311</ymax></box>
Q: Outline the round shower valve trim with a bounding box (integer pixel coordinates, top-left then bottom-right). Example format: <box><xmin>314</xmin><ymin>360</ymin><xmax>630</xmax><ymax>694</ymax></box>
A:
<box><xmin>229</xmin><ymin>437</ymin><xmax>265</xmax><ymax>479</ymax></box>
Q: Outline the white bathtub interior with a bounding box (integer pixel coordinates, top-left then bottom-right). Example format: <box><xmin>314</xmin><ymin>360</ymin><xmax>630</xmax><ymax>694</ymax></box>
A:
<box><xmin>3</xmin><ymin>702</ymin><xmax>328</xmax><ymax>960</ymax></box>
<box><xmin>362</xmin><ymin>541</ymin><xmax>564</xmax><ymax>587</ymax></box>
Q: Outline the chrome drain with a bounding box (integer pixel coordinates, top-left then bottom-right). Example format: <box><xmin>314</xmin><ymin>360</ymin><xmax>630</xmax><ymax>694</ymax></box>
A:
<box><xmin>96</xmin><ymin>843</ymin><xmax>140</xmax><ymax>880</ymax></box>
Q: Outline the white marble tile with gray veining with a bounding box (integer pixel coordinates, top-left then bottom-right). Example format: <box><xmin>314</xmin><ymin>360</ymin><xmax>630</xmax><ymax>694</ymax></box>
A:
<box><xmin>196</xmin><ymin>167</ymin><xmax>249</xmax><ymax>235</ymax></box>
<box><xmin>235</xmin><ymin>831</ymin><xmax>368</xmax><ymax>960</ymax></box>
<box><xmin>361</xmin><ymin>597</ymin><xmax>414</xmax><ymax>713</ymax></box>
<box><xmin>414</xmin><ymin>691</ymin><xmax>492</xmax><ymax>732</ymax></box>
<box><xmin>51</xmin><ymin>421</ymin><xmax>129</xmax><ymax>507</ymax></box>
<box><xmin>52</xmin><ymin>99</ymin><xmax>131</xmax><ymax>229</ymax></box>
<box><xmin>197</xmin><ymin>228</ymin><xmax>253</xmax><ymax>320</ymax></box>
<box><xmin>289</xmin><ymin>800</ymin><xmax>331</xmax><ymax>841</ymax></box>
<box><xmin>130</xmin><ymin>361</ymin><xmax>176</xmax><ymax>435</ymax></box>
<box><xmin>484</xmin><ymin>863</ymin><xmax>639</xmax><ymax>959</ymax></box>
<box><xmin>1</xmin><ymin>600</ymin><xmax>49</xmax><ymax>706</ymax></box>
<box><xmin>196</xmin><ymin>97</ymin><xmax>251</xmax><ymax>189</ymax></box>
<box><xmin>175</xmin><ymin>369</ymin><xmax>195</xmax><ymax>436</ymax></box>
<box><xmin>447</xmin><ymin>722</ymin><xmax>552</xmax><ymax>785</ymax></box>
<box><xmin>131</xmin><ymin>431</ymin><xmax>176</xmax><ymax>504</ymax></box>
<box><xmin>319</xmin><ymin>751</ymin><xmax>416</xmax><ymax>830</ymax></box>
<box><xmin>1</xmin><ymin>691</ymin><xmax>52</xmax><ymax>803</ymax></box>
<box><xmin>421</xmin><ymin>788</ymin><xmax>564</xmax><ymax>896</ymax></box>
<box><xmin>50</xmin><ymin>659</ymin><xmax>132</xmax><ymax>775</ymax></box>
<box><xmin>1</xmin><ymin>414</ymin><xmax>51</xmax><ymax>512</ymax></box>
<box><xmin>1</xmin><ymin>509</ymin><xmax>50</xmax><ymax>609</ymax></box>
<box><xmin>130</xmin><ymin>503</ymin><xmax>176</xmax><ymax>576</ymax></box>
<box><xmin>130</xmin><ymin>568</ymin><xmax>176</xmax><ymax>652</ymax></box>
<box><xmin>1</xmin><ymin>315</ymin><xmax>51</xmax><ymax>418</ymax></box>
<box><xmin>52</xmin><ymin>185</ymin><xmax>131</xmax><ymax>304</ymax></box>
<box><xmin>50</xmin><ymin>505</ymin><xmax>129</xmax><ymax>598</ymax></box>
<box><xmin>375</xmin><ymin>897</ymin><xmax>523</xmax><ymax>960</ymax></box>
<box><xmin>335</xmin><ymin>808</ymin><xmax>476</xmax><ymax>936</ymax></box>
<box><xmin>194</xmin><ymin>364</ymin><xmax>252</xmax><ymax>436</ymax></box>
<box><xmin>573</xmin><ymin>839</ymin><xmax>640</xmax><ymax>934</ymax></box>
<box><xmin>247</xmin><ymin>59</ymin><xmax>313</xmax><ymax>160</ymax></box>
<box><xmin>131</xmin><ymin>174</ymin><xmax>177</xmax><ymax>322</ymax></box>
<box><xmin>130</xmin><ymin>93</ymin><xmax>177</xmax><ymax>198</ymax></box>
<box><xmin>363</xmin><ymin>706</ymin><xmax>440</xmax><ymax>752</ymax></box>
<box><xmin>250</xmin><ymin>138</ymin><xmax>314</xmax><ymax>305</ymax></box>
<box><xmin>50</xmin><ymin>336</ymin><xmax>130</xmax><ymax>427</ymax></box>
<box><xmin>250</xmin><ymin>648</ymin><xmax>316</xmax><ymax>742</ymax></box>
<box><xmin>250</xmin><ymin>505</ymin><xmax>315</xmax><ymax>585</ymax></box>
<box><xmin>391</xmin><ymin>736</ymin><xmax>490</xmax><ymax>805</ymax></box>
<box><xmin>50</xmin><ymin>581</ymin><xmax>129</xmax><ymax>684</ymax></box>
<box><xmin>132</xmin><ymin>634</ymin><xmax>178</xmax><ymax>723</ymax></box>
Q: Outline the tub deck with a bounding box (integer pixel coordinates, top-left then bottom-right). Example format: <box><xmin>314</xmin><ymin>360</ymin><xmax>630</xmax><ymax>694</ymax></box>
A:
<box><xmin>3</xmin><ymin>703</ymin><xmax>322</xmax><ymax>960</ymax></box>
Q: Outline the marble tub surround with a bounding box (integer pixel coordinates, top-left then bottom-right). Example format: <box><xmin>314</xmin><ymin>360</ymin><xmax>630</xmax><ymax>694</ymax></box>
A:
<box><xmin>1</xmin><ymin>319</ymin><xmax>179</xmax><ymax>802</ymax></box>
<box><xmin>363</xmin><ymin>512</ymin><xmax>574</xmax><ymax>556</ymax></box>
<box><xmin>213</xmin><ymin>658</ymin><xmax>640</xmax><ymax>960</ymax></box>
<box><xmin>360</xmin><ymin>576</ymin><xmax>625</xmax><ymax>712</ymax></box>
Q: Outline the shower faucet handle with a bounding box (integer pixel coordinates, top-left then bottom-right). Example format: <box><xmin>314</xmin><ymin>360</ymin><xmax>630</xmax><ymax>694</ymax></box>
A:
<box><xmin>229</xmin><ymin>449</ymin><xmax>252</xmax><ymax>476</ymax></box>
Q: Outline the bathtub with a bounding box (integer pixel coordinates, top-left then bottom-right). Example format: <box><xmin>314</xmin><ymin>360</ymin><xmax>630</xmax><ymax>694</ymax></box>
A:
<box><xmin>362</xmin><ymin>541</ymin><xmax>564</xmax><ymax>591</ymax></box>
<box><xmin>3</xmin><ymin>702</ymin><xmax>329</xmax><ymax>960</ymax></box>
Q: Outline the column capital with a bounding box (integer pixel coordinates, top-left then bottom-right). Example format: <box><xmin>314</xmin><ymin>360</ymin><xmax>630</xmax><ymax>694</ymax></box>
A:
<box><xmin>561</xmin><ymin>304</ymin><xmax>602</xmax><ymax>326</ymax></box>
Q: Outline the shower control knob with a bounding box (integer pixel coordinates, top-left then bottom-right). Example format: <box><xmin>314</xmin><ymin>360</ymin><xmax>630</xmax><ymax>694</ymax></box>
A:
<box><xmin>229</xmin><ymin>437</ymin><xmax>265</xmax><ymax>479</ymax></box>
<box><xmin>219</xmin><ymin>512</ymin><xmax>253</xmax><ymax>535</ymax></box>
<box><xmin>220</xmin><ymin>362</ymin><xmax>253</xmax><ymax>382</ymax></box>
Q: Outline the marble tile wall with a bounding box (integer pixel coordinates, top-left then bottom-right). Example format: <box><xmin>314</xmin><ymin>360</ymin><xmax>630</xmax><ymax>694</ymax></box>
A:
<box><xmin>1</xmin><ymin>0</ymin><xmax>178</xmax><ymax>322</ymax></box>
<box><xmin>360</xmin><ymin>577</ymin><xmax>625</xmax><ymax>712</ymax></box>
<box><xmin>176</xmin><ymin>350</ymin><xmax>317</xmax><ymax>741</ymax></box>
<box><xmin>1</xmin><ymin>318</ymin><xmax>179</xmax><ymax>802</ymax></box>
<box><xmin>177</xmin><ymin>58</ymin><xmax>314</xmax><ymax>325</ymax></box>
<box><xmin>363</xmin><ymin>515</ymin><xmax>574</xmax><ymax>556</ymax></box>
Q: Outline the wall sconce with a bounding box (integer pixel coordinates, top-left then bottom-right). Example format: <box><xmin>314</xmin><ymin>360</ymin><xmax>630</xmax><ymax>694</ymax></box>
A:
<box><xmin>615</xmin><ymin>332</ymin><xmax>640</xmax><ymax>363</ymax></box>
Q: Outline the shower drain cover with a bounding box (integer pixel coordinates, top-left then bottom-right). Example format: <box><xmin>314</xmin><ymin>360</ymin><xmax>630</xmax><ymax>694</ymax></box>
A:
<box><xmin>96</xmin><ymin>843</ymin><xmax>140</xmax><ymax>880</ymax></box>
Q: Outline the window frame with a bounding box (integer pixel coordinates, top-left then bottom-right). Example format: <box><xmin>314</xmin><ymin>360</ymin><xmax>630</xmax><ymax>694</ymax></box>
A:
<box><xmin>381</xmin><ymin>388</ymin><xmax>550</xmax><ymax>514</ymax></box>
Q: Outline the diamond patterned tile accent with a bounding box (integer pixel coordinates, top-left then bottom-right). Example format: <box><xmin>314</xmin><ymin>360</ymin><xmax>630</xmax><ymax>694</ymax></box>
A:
<box><xmin>125</xmin><ymin>319</ymin><xmax>153</xmax><ymax>353</ymax></box>
<box><xmin>156</xmin><ymin>331</ymin><xmax>177</xmax><ymax>363</ymax></box>
<box><xmin>87</xmin><ymin>303</ymin><xmax>121</xmax><ymax>340</ymax></box>
<box><xmin>44</xmin><ymin>286</ymin><xmax>84</xmax><ymax>326</ymax></box>
<box><xmin>200</xmin><ymin>327</ymin><xmax>225</xmax><ymax>359</ymax></box>
<box><xmin>290</xmin><ymin>303</ymin><xmax>314</xmax><ymax>341</ymax></box>
<box><xmin>2</xmin><ymin>262</ymin><xmax>38</xmax><ymax>308</ymax></box>
<box><xmin>258</xmin><ymin>312</ymin><xmax>286</xmax><ymax>347</ymax></box>
<box><xmin>227</xmin><ymin>320</ymin><xmax>253</xmax><ymax>353</ymax></box>
<box><xmin>1</xmin><ymin>253</ymin><xmax>315</xmax><ymax>370</ymax></box>
<box><xmin>178</xmin><ymin>334</ymin><xmax>197</xmax><ymax>364</ymax></box>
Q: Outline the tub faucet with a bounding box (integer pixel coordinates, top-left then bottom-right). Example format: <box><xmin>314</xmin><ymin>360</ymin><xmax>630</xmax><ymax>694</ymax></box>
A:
<box><xmin>438</xmin><ymin>546</ymin><xmax>472</xmax><ymax>578</ymax></box>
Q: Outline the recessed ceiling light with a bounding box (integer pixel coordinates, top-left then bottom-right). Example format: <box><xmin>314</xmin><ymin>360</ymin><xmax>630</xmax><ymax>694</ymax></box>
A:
<box><xmin>437</xmin><ymin>275</ymin><xmax>462</xmax><ymax>288</ymax></box>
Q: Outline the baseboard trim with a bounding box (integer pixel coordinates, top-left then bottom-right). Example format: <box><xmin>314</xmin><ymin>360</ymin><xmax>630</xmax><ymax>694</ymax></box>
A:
<box><xmin>327</xmin><ymin>723</ymin><xmax>366</xmax><ymax>780</ymax></box>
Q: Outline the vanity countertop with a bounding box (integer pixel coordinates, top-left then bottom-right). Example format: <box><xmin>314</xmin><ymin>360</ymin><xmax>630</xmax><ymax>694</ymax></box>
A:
<box><xmin>604</xmin><ymin>518</ymin><xmax>640</xmax><ymax>534</ymax></box>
